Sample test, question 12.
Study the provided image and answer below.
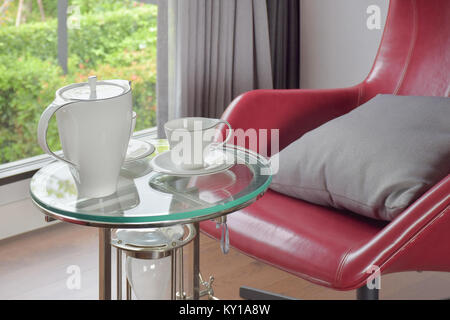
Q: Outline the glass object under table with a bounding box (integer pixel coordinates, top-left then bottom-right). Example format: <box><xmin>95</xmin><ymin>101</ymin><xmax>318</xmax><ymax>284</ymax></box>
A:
<box><xmin>29</xmin><ymin>142</ymin><xmax>272</xmax><ymax>299</ymax></box>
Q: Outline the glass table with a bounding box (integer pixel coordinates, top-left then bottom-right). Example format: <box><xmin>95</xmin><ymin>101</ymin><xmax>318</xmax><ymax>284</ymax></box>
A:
<box><xmin>29</xmin><ymin>140</ymin><xmax>272</xmax><ymax>299</ymax></box>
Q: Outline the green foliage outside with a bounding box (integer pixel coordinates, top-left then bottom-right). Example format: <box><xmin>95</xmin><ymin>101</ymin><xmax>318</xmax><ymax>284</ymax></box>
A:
<box><xmin>0</xmin><ymin>1</ymin><xmax>157</xmax><ymax>164</ymax></box>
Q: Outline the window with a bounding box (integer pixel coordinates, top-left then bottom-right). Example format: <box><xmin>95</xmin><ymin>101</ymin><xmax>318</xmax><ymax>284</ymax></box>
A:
<box><xmin>0</xmin><ymin>0</ymin><xmax>158</xmax><ymax>167</ymax></box>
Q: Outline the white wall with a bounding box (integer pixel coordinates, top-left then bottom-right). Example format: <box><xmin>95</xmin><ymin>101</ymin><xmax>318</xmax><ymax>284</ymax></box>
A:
<box><xmin>0</xmin><ymin>179</ymin><xmax>58</xmax><ymax>240</ymax></box>
<box><xmin>300</xmin><ymin>0</ymin><xmax>389</xmax><ymax>89</ymax></box>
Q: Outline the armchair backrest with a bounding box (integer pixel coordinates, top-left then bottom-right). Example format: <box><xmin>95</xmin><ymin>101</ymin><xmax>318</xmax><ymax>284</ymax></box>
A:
<box><xmin>361</xmin><ymin>0</ymin><xmax>450</xmax><ymax>102</ymax></box>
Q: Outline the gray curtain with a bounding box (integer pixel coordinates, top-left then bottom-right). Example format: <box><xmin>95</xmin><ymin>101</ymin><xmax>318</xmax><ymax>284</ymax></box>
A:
<box><xmin>157</xmin><ymin>0</ymin><xmax>273</xmax><ymax>137</ymax></box>
<box><xmin>267</xmin><ymin>0</ymin><xmax>300</xmax><ymax>89</ymax></box>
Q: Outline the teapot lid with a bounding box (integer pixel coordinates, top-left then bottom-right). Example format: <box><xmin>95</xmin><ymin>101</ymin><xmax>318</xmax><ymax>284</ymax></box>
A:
<box><xmin>58</xmin><ymin>76</ymin><xmax>130</xmax><ymax>101</ymax></box>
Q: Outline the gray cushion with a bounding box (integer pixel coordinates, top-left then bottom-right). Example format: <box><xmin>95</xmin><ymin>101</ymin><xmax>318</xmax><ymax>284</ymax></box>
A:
<box><xmin>270</xmin><ymin>94</ymin><xmax>450</xmax><ymax>221</ymax></box>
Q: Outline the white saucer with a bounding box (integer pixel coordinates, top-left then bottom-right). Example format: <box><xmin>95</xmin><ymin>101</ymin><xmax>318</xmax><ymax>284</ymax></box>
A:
<box><xmin>124</xmin><ymin>139</ymin><xmax>155</xmax><ymax>163</ymax></box>
<box><xmin>150</xmin><ymin>149</ymin><xmax>235</xmax><ymax>176</ymax></box>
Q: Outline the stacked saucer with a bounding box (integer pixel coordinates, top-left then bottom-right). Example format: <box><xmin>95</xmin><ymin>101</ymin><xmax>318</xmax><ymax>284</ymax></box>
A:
<box><xmin>150</xmin><ymin>148</ymin><xmax>234</xmax><ymax>176</ymax></box>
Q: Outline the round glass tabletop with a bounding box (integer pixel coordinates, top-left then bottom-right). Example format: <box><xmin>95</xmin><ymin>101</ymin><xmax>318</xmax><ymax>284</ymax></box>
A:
<box><xmin>30</xmin><ymin>140</ymin><xmax>272</xmax><ymax>227</ymax></box>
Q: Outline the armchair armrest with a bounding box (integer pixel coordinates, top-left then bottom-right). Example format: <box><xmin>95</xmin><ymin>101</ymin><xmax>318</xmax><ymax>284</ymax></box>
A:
<box><xmin>339</xmin><ymin>174</ymin><xmax>450</xmax><ymax>290</ymax></box>
<box><xmin>222</xmin><ymin>86</ymin><xmax>362</xmax><ymax>155</ymax></box>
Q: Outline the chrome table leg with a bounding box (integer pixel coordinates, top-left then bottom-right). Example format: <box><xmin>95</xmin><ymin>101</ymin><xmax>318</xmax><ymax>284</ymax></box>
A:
<box><xmin>99</xmin><ymin>228</ymin><xmax>111</xmax><ymax>300</ymax></box>
<box><xmin>126</xmin><ymin>279</ymin><xmax>132</xmax><ymax>300</ymax></box>
<box><xmin>193</xmin><ymin>222</ymin><xmax>200</xmax><ymax>300</ymax></box>
<box><xmin>117</xmin><ymin>248</ymin><xmax>122</xmax><ymax>300</ymax></box>
<box><xmin>178</xmin><ymin>247</ymin><xmax>184</xmax><ymax>299</ymax></box>
<box><xmin>171</xmin><ymin>250</ymin><xmax>177</xmax><ymax>299</ymax></box>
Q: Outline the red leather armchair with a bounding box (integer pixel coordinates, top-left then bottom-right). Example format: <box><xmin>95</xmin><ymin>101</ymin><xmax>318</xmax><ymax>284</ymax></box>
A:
<box><xmin>200</xmin><ymin>0</ymin><xmax>450</xmax><ymax>299</ymax></box>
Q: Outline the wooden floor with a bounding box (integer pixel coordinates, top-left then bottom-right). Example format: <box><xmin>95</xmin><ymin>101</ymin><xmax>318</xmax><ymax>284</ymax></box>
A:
<box><xmin>0</xmin><ymin>223</ymin><xmax>449</xmax><ymax>300</ymax></box>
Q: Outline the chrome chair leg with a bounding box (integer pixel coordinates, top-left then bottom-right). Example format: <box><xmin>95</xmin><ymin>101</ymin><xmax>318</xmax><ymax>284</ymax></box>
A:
<box><xmin>356</xmin><ymin>286</ymin><xmax>379</xmax><ymax>300</ymax></box>
<box><xmin>240</xmin><ymin>285</ymin><xmax>380</xmax><ymax>300</ymax></box>
<box><xmin>239</xmin><ymin>286</ymin><xmax>297</xmax><ymax>300</ymax></box>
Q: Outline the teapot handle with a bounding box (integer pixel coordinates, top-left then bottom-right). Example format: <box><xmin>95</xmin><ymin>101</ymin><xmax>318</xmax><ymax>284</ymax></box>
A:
<box><xmin>37</xmin><ymin>102</ymin><xmax>77</xmax><ymax>168</ymax></box>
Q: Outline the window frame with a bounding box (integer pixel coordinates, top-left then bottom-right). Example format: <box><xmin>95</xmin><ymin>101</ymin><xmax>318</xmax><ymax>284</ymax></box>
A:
<box><xmin>1</xmin><ymin>0</ymin><xmax>161</xmax><ymax>187</ymax></box>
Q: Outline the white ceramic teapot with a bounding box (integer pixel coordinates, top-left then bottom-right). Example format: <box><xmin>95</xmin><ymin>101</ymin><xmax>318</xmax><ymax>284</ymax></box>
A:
<box><xmin>37</xmin><ymin>76</ymin><xmax>133</xmax><ymax>198</ymax></box>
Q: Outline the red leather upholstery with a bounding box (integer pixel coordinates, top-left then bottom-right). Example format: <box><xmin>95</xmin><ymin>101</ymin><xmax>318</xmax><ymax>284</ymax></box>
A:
<box><xmin>201</xmin><ymin>0</ymin><xmax>450</xmax><ymax>290</ymax></box>
<box><xmin>362</xmin><ymin>0</ymin><xmax>450</xmax><ymax>100</ymax></box>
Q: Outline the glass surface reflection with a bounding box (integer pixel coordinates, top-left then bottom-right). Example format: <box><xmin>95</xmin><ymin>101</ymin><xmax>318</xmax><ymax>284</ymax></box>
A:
<box><xmin>30</xmin><ymin>144</ymin><xmax>272</xmax><ymax>225</ymax></box>
<box><xmin>31</xmin><ymin>162</ymin><xmax>140</xmax><ymax>215</ymax></box>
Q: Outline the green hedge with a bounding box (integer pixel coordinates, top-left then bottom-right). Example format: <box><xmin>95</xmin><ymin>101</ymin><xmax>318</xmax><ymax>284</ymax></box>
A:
<box><xmin>0</xmin><ymin>56</ymin><xmax>62</xmax><ymax>163</ymax></box>
<box><xmin>0</xmin><ymin>6</ymin><xmax>157</xmax><ymax>67</ymax></box>
<box><xmin>0</xmin><ymin>6</ymin><xmax>157</xmax><ymax>164</ymax></box>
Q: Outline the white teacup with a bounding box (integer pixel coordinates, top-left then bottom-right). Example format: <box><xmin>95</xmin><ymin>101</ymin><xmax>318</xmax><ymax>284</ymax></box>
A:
<box><xmin>164</xmin><ymin>117</ymin><xmax>232</xmax><ymax>170</ymax></box>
